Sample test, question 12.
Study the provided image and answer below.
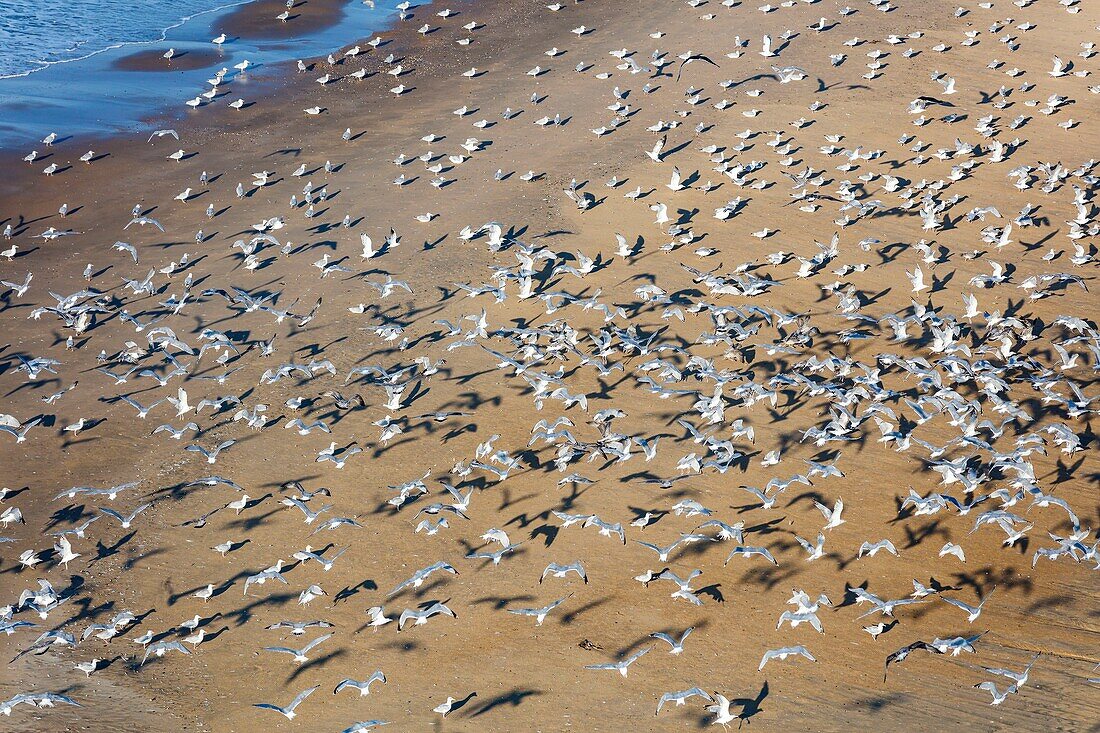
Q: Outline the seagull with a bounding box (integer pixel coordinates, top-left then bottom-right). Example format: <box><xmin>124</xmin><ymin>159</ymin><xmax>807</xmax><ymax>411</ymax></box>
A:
<box><xmin>707</xmin><ymin>690</ymin><xmax>759</xmax><ymax>729</ymax></box>
<box><xmin>795</xmin><ymin>533</ymin><xmax>827</xmax><ymax>561</ymax></box>
<box><xmin>53</xmin><ymin>535</ymin><xmax>80</xmax><ymax>567</ymax></box>
<box><xmin>142</xmin><ymin>640</ymin><xmax>190</xmax><ymax>666</ymax></box>
<box><xmin>585</xmin><ymin>646</ymin><xmax>651</xmax><ymax>677</ymax></box>
<box><xmin>433</xmin><ymin>695</ymin><xmax>472</xmax><ymax>717</ymax></box>
<box><xmin>906</xmin><ymin>265</ymin><xmax>928</xmax><ymax>292</ymax></box>
<box><xmin>645</xmin><ymin>135</ymin><xmax>667</xmax><ymax>162</ymax></box>
<box><xmin>758</xmin><ymin>645</ymin><xmax>816</xmax><ymax>670</ymax></box>
<box><xmin>858</xmin><ymin>539</ymin><xmax>899</xmax><ymax>558</ymax></box>
<box><xmin>388</xmin><ymin>561</ymin><xmax>459</xmax><ymax>596</ymax></box>
<box><xmin>99</xmin><ymin>503</ymin><xmax>152</xmax><ymax>529</ymax></box>
<box><xmin>253</xmin><ymin>686</ymin><xmax>318</xmax><ymax>720</ymax></box>
<box><xmin>884</xmin><ymin>641</ymin><xmax>943</xmax><ymax>680</ymax></box>
<box><xmin>507</xmin><ymin>594</ymin><xmax>572</xmax><ymax>625</ymax></box>
<box><xmin>813</xmin><ymin>497</ymin><xmax>845</xmax><ymax>529</ymax></box>
<box><xmin>126</xmin><ymin>216</ymin><xmax>165</xmax><ymax>231</ymax></box>
<box><xmin>974</xmin><ymin>680</ymin><xmax>1017</xmax><ymax>705</ymax></box>
<box><xmin>939</xmin><ymin>542</ymin><xmax>967</xmax><ymax>562</ymax></box>
<box><xmin>266</xmin><ymin>620</ymin><xmax>333</xmax><ymax>636</ymax></box>
<box><xmin>148</xmin><ymin>129</ymin><xmax>179</xmax><ymax>142</ymax></box>
<box><xmin>298</xmin><ymin>584</ymin><xmax>327</xmax><ymax>604</ymax></box>
<box><xmin>676</xmin><ymin>53</ymin><xmax>719</xmax><ymax>80</ymax></box>
<box><xmin>186</xmin><ymin>439</ymin><xmax>235</xmax><ymax>464</ymax></box>
<box><xmin>398</xmin><ymin>602</ymin><xmax>456</xmax><ymax>630</ymax></box>
<box><xmin>941</xmin><ymin>587</ymin><xmax>996</xmax><ymax>623</ymax></box>
<box><xmin>74</xmin><ymin>658</ymin><xmax>102</xmax><ymax>677</ymax></box>
<box><xmin>982</xmin><ymin>654</ymin><xmax>1039</xmax><ymax>687</ymax></box>
<box><xmin>863</xmin><ymin>621</ymin><xmax>896</xmax><ymax>639</ymax></box>
<box><xmin>772</xmin><ymin>64</ymin><xmax>808</xmax><ymax>83</ymax></box>
<box><xmin>656</xmin><ymin>687</ymin><xmax>712</xmax><ymax>716</ymax></box>
<box><xmin>0</xmin><ymin>273</ymin><xmax>33</xmax><ymax>297</ymax></box>
<box><xmin>932</xmin><ymin>633</ymin><xmax>987</xmax><ymax>656</ymax></box>
<box><xmin>650</xmin><ymin>627</ymin><xmax>694</xmax><ymax>655</ymax></box>
<box><xmin>725</xmin><ymin>545</ymin><xmax>777</xmax><ymax>565</ymax></box>
<box><xmin>264</xmin><ymin>633</ymin><xmax>333</xmax><ymax>663</ymax></box>
<box><xmin>334</xmin><ymin>672</ymin><xmax>387</xmax><ymax>697</ymax></box>
<box><xmin>365</xmin><ymin>606</ymin><xmax>393</xmax><ymax>628</ymax></box>
<box><xmin>540</xmin><ymin>561</ymin><xmax>587</xmax><ymax>583</ymax></box>
<box><xmin>777</xmin><ymin>610</ymin><xmax>824</xmax><ymax>633</ymax></box>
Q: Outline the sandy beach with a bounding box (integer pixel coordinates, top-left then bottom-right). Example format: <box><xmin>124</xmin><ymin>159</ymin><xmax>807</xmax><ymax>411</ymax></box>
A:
<box><xmin>0</xmin><ymin>0</ymin><xmax>1098</xmax><ymax>731</ymax></box>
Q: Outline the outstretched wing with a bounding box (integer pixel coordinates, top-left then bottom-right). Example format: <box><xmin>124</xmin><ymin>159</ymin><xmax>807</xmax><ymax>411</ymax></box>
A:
<box><xmin>650</xmin><ymin>631</ymin><xmax>675</xmax><ymax>647</ymax></box>
<box><xmin>302</xmin><ymin>633</ymin><xmax>333</xmax><ymax>652</ymax></box>
<box><xmin>288</xmin><ymin>686</ymin><xmax>319</xmax><ymax>711</ymax></box>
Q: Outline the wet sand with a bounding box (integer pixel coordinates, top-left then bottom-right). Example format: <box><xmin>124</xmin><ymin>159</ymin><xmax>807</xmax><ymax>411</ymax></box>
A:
<box><xmin>0</xmin><ymin>0</ymin><xmax>1098</xmax><ymax>731</ymax></box>
<box><xmin>113</xmin><ymin>49</ymin><xmax>224</xmax><ymax>73</ymax></box>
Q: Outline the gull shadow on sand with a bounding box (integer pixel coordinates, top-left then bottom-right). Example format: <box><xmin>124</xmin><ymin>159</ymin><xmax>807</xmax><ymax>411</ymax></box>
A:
<box><xmin>468</xmin><ymin>689</ymin><xmax>541</xmax><ymax>717</ymax></box>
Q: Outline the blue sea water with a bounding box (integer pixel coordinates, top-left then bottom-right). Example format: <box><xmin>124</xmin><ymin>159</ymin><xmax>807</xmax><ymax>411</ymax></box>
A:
<box><xmin>0</xmin><ymin>0</ymin><xmax>400</xmax><ymax>149</ymax></box>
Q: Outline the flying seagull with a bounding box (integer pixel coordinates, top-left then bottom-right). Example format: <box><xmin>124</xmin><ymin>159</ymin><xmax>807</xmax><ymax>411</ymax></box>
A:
<box><xmin>585</xmin><ymin>647</ymin><xmax>652</xmax><ymax>677</ymax></box>
<box><xmin>253</xmin><ymin>686</ymin><xmax>318</xmax><ymax>720</ymax></box>
<box><xmin>676</xmin><ymin>53</ymin><xmax>719</xmax><ymax>80</ymax></box>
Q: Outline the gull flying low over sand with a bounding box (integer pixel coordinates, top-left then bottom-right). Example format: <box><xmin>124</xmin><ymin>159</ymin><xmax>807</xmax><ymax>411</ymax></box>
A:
<box><xmin>253</xmin><ymin>686</ymin><xmax>318</xmax><ymax>720</ymax></box>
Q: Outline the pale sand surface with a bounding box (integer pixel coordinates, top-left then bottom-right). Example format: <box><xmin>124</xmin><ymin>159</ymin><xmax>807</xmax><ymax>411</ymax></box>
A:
<box><xmin>0</xmin><ymin>0</ymin><xmax>1098</xmax><ymax>731</ymax></box>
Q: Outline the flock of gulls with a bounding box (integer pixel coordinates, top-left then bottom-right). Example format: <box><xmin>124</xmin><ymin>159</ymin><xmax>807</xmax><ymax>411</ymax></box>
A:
<box><xmin>1</xmin><ymin>0</ymin><xmax>1098</xmax><ymax>729</ymax></box>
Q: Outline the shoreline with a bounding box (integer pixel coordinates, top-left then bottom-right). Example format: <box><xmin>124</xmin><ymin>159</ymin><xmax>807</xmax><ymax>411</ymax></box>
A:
<box><xmin>0</xmin><ymin>0</ymin><xmax>389</xmax><ymax>152</ymax></box>
<box><xmin>0</xmin><ymin>1</ymin><xmax>256</xmax><ymax>82</ymax></box>
<box><xmin>0</xmin><ymin>0</ymin><xmax>430</xmax><ymax>196</ymax></box>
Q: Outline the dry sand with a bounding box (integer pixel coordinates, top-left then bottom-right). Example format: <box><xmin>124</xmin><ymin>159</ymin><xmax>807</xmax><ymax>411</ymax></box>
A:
<box><xmin>0</xmin><ymin>0</ymin><xmax>1098</xmax><ymax>731</ymax></box>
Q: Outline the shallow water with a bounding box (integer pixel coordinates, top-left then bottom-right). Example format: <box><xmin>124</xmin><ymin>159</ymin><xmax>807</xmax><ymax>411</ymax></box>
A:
<box><xmin>0</xmin><ymin>0</ymin><xmax>251</xmax><ymax>78</ymax></box>
<box><xmin>0</xmin><ymin>0</ymin><xmax>400</xmax><ymax>149</ymax></box>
